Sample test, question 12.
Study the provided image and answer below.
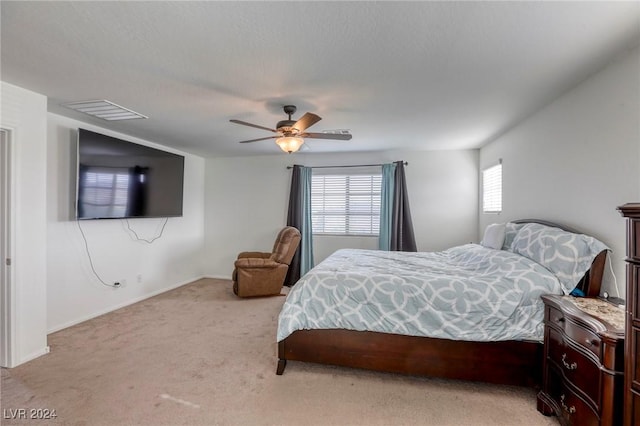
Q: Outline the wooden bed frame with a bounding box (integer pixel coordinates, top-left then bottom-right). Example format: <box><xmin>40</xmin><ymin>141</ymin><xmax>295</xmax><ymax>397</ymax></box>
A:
<box><xmin>276</xmin><ymin>219</ymin><xmax>608</xmax><ymax>387</ymax></box>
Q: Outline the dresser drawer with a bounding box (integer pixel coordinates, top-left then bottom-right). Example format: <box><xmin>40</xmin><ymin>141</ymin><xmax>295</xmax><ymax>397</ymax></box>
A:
<box><xmin>631</xmin><ymin>327</ymin><xmax>640</xmax><ymax>390</ymax></box>
<box><xmin>628</xmin><ymin>389</ymin><xmax>640</xmax><ymax>426</ymax></box>
<box><xmin>546</xmin><ymin>305</ymin><xmax>602</xmax><ymax>359</ymax></box>
<box><xmin>547</xmin><ymin>327</ymin><xmax>600</xmax><ymax>409</ymax></box>
<box><xmin>547</xmin><ymin>366</ymin><xmax>600</xmax><ymax>426</ymax></box>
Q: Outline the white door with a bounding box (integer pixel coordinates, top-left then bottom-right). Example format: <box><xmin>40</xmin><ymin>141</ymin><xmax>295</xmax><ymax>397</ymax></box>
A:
<box><xmin>0</xmin><ymin>128</ymin><xmax>14</xmax><ymax>367</ymax></box>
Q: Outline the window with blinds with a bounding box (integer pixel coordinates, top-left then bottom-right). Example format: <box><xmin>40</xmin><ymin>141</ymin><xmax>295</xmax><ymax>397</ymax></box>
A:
<box><xmin>311</xmin><ymin>173</ymin><xmax>382</xmax><ymax>235</ymax></box>
<box><xmin>81</xmin><ymin>169</ymin><xmax>130</xmax><ymax>218</ymax></box>
<box><xmin>482</xmin><ymin>163</ymin><xmax>502</xmax><ymax>213</ymax></box>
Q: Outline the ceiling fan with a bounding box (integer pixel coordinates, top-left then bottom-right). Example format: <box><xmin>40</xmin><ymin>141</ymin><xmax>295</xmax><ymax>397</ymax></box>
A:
<box><xmin>230</xmin><ymin>105</ymin><xmax>352</xmax><ymax>153</ymax></box>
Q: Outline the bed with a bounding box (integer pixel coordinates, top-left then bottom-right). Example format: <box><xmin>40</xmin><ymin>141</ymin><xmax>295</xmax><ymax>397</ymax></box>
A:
<box><xmin>275</xmin><ymin>219</ymin><xmax>608</xmax><ymax>387</ymax></box>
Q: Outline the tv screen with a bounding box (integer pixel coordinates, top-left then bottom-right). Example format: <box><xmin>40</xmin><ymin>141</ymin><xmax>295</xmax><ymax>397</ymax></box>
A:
<box><xmin>76</xmin><ymin>128</ymin><xmax>184</xmax><ymax>220</ymax></box>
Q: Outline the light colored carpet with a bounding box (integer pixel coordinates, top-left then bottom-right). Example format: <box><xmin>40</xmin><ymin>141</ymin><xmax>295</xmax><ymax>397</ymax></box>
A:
<box><xmin>1</xmin><ymin>278</ymin><xmax>557</xmax><ymax>425</ymax></box>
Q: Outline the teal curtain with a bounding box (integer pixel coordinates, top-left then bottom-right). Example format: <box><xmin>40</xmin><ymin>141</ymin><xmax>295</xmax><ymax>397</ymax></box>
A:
<box><xmin>378</xmin><ymin>163</ymin><xmax>397</xmax><ymax>250</ymax></box>
<box><xmin>299</xmin><ymin>166</ymin><xmax>314</xmax><ymax>275</ymax></box>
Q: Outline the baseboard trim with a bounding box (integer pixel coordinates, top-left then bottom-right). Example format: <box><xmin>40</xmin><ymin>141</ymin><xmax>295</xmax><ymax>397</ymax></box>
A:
<box><xmin>203</xmin><ymin>274</ymin><xmax>232</xmax><ymax>280</ymax></box>
<box><xmin>14</xmin><ymin>346</ymin><xmax>50</xmax><ymax>367</ymax></box>
<box><xmin>47</xmin><ymin>276</ymin><xmax>206</xmax><ymax>334</ymax></box>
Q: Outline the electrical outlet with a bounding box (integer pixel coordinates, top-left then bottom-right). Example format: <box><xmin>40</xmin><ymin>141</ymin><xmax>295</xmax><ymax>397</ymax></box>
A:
<box><xmin>113</xmin><ymin>279</ymin><xmax>127</xmax><ymax>288</ymax></box>
<box><xmin>137</xmin><ymin>274</ymin><xmax>142</xmax><ymax>283</ymax></box>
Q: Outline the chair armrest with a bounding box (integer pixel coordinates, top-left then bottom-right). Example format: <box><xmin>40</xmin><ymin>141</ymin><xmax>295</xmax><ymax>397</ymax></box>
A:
<box><xmin>237</xmin><ymin>251</ymin><xmax>271</xmax><ymax>259</ymax></box>
<box><xmin>234</xmin><ymin>258</ymin><xmax>280</xmax><ymax>269</ymax></box>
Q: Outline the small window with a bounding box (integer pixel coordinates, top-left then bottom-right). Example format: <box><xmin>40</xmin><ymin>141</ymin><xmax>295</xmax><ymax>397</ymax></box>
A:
<box><xmin>311</xmin><ymin>173</ymin><xmax>381</xmax><ymax>236</ymax></box>
<box><xmin>482</xmin><ymin>162</ymin><xmax>502</xmax><ymax>213</ymax></box>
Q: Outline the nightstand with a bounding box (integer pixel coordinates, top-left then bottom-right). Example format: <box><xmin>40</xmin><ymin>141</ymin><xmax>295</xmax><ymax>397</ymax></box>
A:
<box><xmin>537</xmin><ymin>295</ymin><xmax>625</xmax><ymax>426</ymax></box>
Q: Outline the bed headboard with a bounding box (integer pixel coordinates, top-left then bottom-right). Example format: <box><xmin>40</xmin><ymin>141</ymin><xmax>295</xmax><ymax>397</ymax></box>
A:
<box><xmin>511</xmin><ymin>219</ymin><xmax>607</xmax><ymax>297</ymax></box>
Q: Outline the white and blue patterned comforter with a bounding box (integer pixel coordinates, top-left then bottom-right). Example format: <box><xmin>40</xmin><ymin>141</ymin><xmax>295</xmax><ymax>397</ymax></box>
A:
<box><xmin>277</xmin><ymin>245</ymin><xmax>563</xmax><ymax>343</ymax></box>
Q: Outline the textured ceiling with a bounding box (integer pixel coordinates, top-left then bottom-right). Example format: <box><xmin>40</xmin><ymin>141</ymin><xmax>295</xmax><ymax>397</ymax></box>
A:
<box><xmin>1</xmin><ymin>1</ymin><xmax>639</xmax><ymax>157</ymax></box>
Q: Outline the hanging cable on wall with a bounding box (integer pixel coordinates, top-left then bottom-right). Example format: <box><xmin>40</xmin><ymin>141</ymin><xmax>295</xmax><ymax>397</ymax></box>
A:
<box><xmin>124</xmin><ymin>217</ymin><xmax>169</xmax><ymax>243</ymax></box>
<box><xmin>602</xmin><ymin>252</ymin><xmax>622</xmax><ymax>305</ymax></box>
<box><xmin>76</xmin><ymin>220</ymin><xmax>119</xmax><ymax>288</ymax></box>
<box><xmin>76</xmin><ymin>218</ymin><xmax>170</xmax><ymax>288</ymax></box>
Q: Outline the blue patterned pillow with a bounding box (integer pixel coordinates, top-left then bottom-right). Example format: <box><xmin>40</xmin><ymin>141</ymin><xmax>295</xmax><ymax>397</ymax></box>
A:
<box><xmin>502</xmin><ymin>222</ymin><xmax>525</xmax><ymax>251</ymax></box>
<box><xmin>511</xmin><ymin>223</ymin><xmax>608</xmax><ymax>294</ymax></box>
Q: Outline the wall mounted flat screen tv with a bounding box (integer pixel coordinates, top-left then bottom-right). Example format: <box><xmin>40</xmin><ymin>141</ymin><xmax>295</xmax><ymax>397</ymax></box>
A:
<box><xmin>76</xmin><ymin>128</ymin><xmax>185</xmax><ymax>220</ymax></box>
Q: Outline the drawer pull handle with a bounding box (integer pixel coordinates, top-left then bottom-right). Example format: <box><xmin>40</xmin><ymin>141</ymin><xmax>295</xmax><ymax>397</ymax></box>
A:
<box><xmin>561</xmin><ymin>353</ymin><xmax>578</xmax><ymax>370</ymax></box>
<box><xmin>560</xmin><ymin>394</ymin><xmax>576</xmax><ymax>414</ymax></box>
<box><xmin>585</xmin><ymin>339</ymin><xmax>597</xmax><ymax>347</ymax></box>
<box><xmin>556</xmin><ymin>317</ymin><xmax>565</xmax><ymax>323</ymax></box>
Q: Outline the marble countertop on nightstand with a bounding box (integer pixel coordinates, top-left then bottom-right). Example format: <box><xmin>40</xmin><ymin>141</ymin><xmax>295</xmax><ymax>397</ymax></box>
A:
<box><xmin>564</xmin><ymin>296</ymin><xmax>625</xmax><ymax>331</ymax></box>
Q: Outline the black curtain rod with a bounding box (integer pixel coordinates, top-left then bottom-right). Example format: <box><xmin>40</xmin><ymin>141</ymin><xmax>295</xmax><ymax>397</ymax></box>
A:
<box><xmin>286</xmin><ymin>161</ymin><xmax>408</xmax><ymax>170</ymax></box>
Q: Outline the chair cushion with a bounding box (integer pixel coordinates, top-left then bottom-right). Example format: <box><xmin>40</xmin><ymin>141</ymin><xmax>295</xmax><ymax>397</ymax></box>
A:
<box><xmin>271</xmin><ymin>227</ymin><xmax>301</xmax><ymax>264</ymax></box>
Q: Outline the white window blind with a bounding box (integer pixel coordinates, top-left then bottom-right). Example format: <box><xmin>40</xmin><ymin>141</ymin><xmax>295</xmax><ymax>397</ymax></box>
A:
<box><xmin>311</xmin><ymin>173</ymin><xmax>381</xmax><ymax>235</ymax></box>
<box><xmin>482</xmin><ymin>163</ymin><xmax>502</xmax><ymax>213</ymax></box>
<box><xmin>81</xmin><ymin>169</ymin><xmax>130</xmax><ymax>217</ymax></box>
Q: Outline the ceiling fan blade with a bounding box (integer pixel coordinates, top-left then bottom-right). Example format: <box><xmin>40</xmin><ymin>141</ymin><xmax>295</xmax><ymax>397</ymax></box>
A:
<box><xmin>230</xmin><ymin>119</ymin><xmax>278</xmax><ymax>133</ymax></box>
<box><xmin>238</xmin><ymin>136</ymin><xmax>278</xmax><ymax>144</ymax></box>
<box><xmin>302</xmin><ymin>132</ymin><xmax>352</xmax><ymax>141</ymax></box>
<box><xmin>293</xmin><ymin>113</ymin><xmax>322</xmax><ymax>133</ymax></box>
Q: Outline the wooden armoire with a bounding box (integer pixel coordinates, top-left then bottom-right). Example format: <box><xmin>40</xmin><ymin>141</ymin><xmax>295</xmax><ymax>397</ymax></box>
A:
<box><xmin>618</xmin><ymin>203</ymin><xmax>640</xmax><ymax>425</ymax></box>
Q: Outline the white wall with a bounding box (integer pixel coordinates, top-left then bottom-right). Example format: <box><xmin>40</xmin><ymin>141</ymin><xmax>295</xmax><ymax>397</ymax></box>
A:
<box><xmin>479</xmin><ymin>46</ymin><xmax>640</xmax><ymax>299</ymax></box>
<box><xmin>205</xmin><ymin>149</ymin><xmax>478</xmax><ymax>278</ymax></box>
<box><xmin>46</xmin><ymin>114</ymin><xmax>206</xmax><ymax>332</ymax></box>
<box><xmin>0</xmin><ymin>82</ymin><xmax>48</xmax><ymax>366</ymax></box>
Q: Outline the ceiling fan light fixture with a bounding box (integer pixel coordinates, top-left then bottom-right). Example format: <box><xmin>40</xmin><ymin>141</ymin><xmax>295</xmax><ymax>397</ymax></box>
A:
<box><xmin>276</xmin><ymin>136</ymin><xmax>304</xmax><ymax>153</ymax></box>
<box><xmin>232</xmin><ymin>105</ymin><xmax>347</xmax><ymax>150</ymax></box>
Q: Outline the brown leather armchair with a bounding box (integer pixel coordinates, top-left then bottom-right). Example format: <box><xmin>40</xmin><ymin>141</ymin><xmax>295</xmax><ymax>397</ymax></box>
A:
<box><xmin>232</xmin><ymin>226</ymin><xmax>301</xmax><ymax>297</ymax></box>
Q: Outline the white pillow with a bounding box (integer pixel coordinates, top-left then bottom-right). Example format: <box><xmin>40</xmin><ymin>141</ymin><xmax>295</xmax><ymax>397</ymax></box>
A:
<box><xmin>481</xmin><ymin>223</ymin><xmax>506</xmax><ymax>250</ymax></box>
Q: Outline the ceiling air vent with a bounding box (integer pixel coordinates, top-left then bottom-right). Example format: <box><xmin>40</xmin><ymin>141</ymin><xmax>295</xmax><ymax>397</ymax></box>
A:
<box><xmin>61</xmin><ymin>100</ymin><xmax>148</xmax><ymax>121</ymax></box>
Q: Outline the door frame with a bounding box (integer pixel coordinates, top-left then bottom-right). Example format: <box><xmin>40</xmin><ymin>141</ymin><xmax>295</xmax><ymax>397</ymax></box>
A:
<box><xmin>1</xmin><ymin>127</ymin><xmax>16</xmax><ymax>367</ymax></box>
